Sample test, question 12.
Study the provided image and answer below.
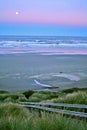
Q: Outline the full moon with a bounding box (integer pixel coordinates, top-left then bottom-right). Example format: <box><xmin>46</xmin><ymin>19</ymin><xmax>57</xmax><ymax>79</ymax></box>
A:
<box><xmin>16</xmin><ymin>12</ymin><xmax>19</xmax><ymax>15</ymax></box>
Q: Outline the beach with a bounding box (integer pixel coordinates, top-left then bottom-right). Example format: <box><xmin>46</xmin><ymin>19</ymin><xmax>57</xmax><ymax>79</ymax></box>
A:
<box><xmin>0</xmin><ymin>36</ymin><xmax>87</xmax><ymax>92</ymax></box>
<box><xmin>0</xmin><ymin>53</ymin><xmax>87</xmax><ymax>92</ymax></box>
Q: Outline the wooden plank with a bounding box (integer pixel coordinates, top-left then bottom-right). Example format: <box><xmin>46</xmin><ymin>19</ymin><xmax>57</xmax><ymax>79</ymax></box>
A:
<box><xmin>21</xmin><ymin>104</ymin><xmax>87</xmax><ymax>118</ymax></box>
<box><xmin>19</xmin><ymin>102</ymin><xmax>87</xmax><ymax>109</ymax></box>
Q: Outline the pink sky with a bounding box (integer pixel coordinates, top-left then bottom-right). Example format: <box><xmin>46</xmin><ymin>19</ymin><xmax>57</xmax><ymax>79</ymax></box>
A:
<box><xmin>0</xmin><ymin>0</ymin><xmax>87</xmax><ymax>26</ymax></box>
<box><xmin>0</xmin><ymin>0</ymin><xmax>87</xmax><ymax>35</ymax></box>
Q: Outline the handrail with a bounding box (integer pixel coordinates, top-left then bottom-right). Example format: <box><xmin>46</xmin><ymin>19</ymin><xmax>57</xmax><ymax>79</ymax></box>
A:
<box><xmin>20</xmin><ymin>104</ymin><xmax>87</xmax><ymax>118</ymax></box>
<box><xmin>19</xmin><ymin>102</ymin><xmax>87</xmax><ymax>109</ymax></box>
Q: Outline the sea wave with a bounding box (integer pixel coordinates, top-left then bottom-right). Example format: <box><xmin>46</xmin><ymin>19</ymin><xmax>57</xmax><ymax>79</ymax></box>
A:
<box><xmin>0</xmin><ymin>40</ymin><xmax>87</xmax><ymax>48</ymax></box>
<box><xmin>0</xmin><ymin>36</ymin><xmax>87</xmax><ymax>54</ymax></box>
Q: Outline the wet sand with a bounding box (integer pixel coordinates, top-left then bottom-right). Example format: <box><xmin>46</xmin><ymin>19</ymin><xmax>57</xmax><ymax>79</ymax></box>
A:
<box><xmin>0</xmin><ymin>54</ymin><xmax>87</xmax><ymax>92</ymax></box>
<box><xmin>0</xmin><ymin>46</ymin><xmax>87</xmax><ymax>55</ymax></box>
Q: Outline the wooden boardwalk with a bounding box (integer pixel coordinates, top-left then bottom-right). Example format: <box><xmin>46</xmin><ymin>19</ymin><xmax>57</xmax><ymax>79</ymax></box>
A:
<box><xmin>19</xmin><ymin>102</ymin><xmax>87</xmax><ymax>118</ymax></box>
<box><xmin>20</xmin><ymin>102</ymin><xmax>87</xmax><ymax>109</ymax></box>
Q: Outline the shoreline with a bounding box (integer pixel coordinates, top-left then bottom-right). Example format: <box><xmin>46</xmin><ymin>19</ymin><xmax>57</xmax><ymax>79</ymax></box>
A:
<box><xmin>0</xmin><ymin>48</ymin><xmax>87</xmax><ymax>55</ymax></box>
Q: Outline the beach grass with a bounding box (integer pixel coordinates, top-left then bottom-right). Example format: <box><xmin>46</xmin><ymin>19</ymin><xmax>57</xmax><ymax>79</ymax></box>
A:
<box><xmin>0</xmin><ymin>90</ymin><xmax>59</xmax><ymax>103</ymax></box>
<box><xmin>0</xmin><ymin>88</ymin><xmax>87</xmax><ymax>129</ymax></box>
<box><xmin>0</xmin><ymin>103</ymin><xmax>87</xmax><ymax>130</ymax></box>
<box><xmin>28</xmin><ymin>91</ymin><xmax>58</xmax><ymax>102</ymax></box>
<box><xmin>0</xmin><ymin>88</ymin><xmax>87</xmax><ymax>104</ymax></box>
<box><xmin>51</xmin><ymin>91</ymin><xmax>87</xmax><ymax>104</ymax></box>
<box><xmin>0</xmin><ymin>92</ymin><xmax>28</xmax><ymax>103</ymax></box>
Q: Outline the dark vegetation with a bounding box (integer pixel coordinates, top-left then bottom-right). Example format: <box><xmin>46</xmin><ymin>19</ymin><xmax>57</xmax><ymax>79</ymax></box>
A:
<box><xmin>62</xmin><ymin>87</ymin><xmax>87</xmax><ymax>94</ymax></box>
<box><xmin>0</xmin><ymin>87</ymin><xmax>87</xmax><ymax>104</ymax></box>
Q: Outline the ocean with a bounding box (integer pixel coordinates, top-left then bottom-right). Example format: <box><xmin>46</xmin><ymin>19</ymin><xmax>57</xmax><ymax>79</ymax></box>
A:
<box><xmin>0</xmin><ymin>36</ymin><xmax>87</xmax><ymax>54</ymax></box>
<box><xmin>0</xmin><ymin>36</ymin><xmax>87</xmax><ymax>92</ymax></box>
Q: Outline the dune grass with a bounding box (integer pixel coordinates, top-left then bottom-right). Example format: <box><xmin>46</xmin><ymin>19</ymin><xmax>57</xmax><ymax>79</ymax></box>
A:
<box><xmin>0</xmin><ymin>103</ymin><xmax>87</xmax><ymax>130</ymax></box>
<box><xmin>0</xmin><ymin>103</ymin><xmax>29</xmax><ymax>117</ymax></box>
<box><xmin>0</xmin><ymin>103</ymin><xmax>32</xmax><ymax>130</ymax></box>
<box><xmin>0</xmin><ymin>88</ymin><xmax>87</xmax><ymax>104</ymax></box>
<box><xmin>27</xmin><ymin>88</ymin><xmax>87</xmax><ymax>104</ymax></box>
<box><xmin>0</xmin><ymin>92</ymin><xmax>28</xmax><ymax>103</ymax></box>
<box><xmin>28</xmin><ymin>91</ymin><xmax>58</xmax><ymax>102</ymax></box>
<box><xmin>51</xmin><ymin>91</ymin><xmax>87</xmax><ymax>104</ymax></box>
<box><xmin>0</xmin><ymin>90</ymin><xmax>59</xmax><ymax>103</ymax></box>
<box><xmin>0</xmin><ymin>87</ymin><xmax>87</xmax><ymax>105</ymax></box>
<box><xmin>0</xmin><ymin>88</ymin><xmax>87</xmax><ymax>130</ymax></box>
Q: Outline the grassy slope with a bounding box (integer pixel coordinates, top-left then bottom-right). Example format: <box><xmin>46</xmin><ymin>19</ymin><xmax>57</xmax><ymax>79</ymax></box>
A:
<box><xmin>0</xmin><ymin>103</ymin><xmax>87</xmax><ymax>130</ymax></box>
<box><xmin>0</xmin><ymin>88</ymin><xmax>87</xmax><ymax>130</ymax></box>
<box><xmin>0</xmin><ymin>88</ymin><xmax>87</xmax><ymax>104</ymax></box>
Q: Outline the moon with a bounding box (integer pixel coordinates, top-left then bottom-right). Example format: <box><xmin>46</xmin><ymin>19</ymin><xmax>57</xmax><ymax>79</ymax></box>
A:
<box><xmin>16</xmin><ymin>12</ymin><xmax>19</xmax><ymax>15</ymax></box>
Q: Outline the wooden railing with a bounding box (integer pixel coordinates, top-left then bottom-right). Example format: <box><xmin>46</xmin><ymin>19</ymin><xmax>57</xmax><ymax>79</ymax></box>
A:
<box><xmin>19</xmin><ymin>102</ymin><xmax>87</xmax><ymax>118</ymax></box>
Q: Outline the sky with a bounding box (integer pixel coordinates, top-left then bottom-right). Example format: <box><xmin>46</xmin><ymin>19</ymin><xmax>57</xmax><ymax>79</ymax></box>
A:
<box><xmin>0</xmin><ymin>0</ymin><xmax>87</xmax><ymax>36</ymax></box>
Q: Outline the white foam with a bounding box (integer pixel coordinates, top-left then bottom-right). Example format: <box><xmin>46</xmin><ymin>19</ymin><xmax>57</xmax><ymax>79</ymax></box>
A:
<box><xmin>0</xmin><ymin>40</ymin><xmax>87</xmax><ymax>48</ymax></box>
<box><xmin>30</xmin><ymin>73</ymin><xmax>80</xmax><ymax>81</ymax></box>
<box><xmin>53</xmin><ymin>74</ymin><xmax>80</xmax><ymax>81</ymax></box>
<box><xmin>34</xmin><ymin>79</ymin><xmax>51</xmax><ymax>87</ymax></box>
